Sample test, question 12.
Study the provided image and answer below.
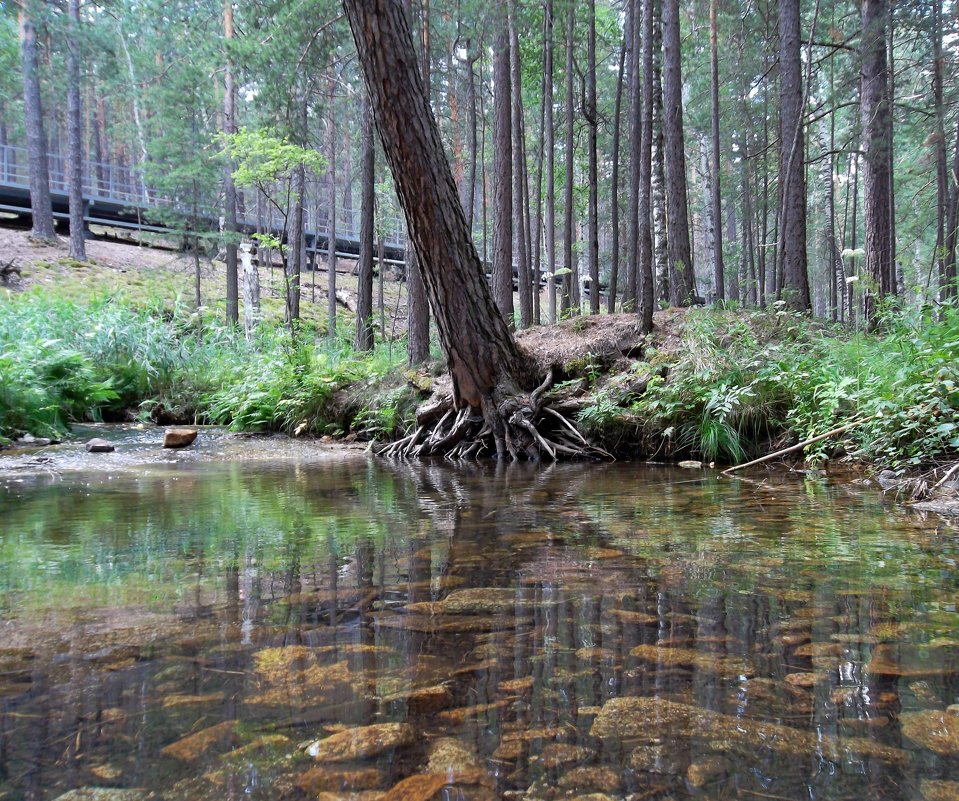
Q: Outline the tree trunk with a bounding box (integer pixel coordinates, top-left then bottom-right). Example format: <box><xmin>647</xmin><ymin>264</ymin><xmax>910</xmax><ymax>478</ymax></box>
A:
<box><xmin>464</xmin><ymin>45</ymin><xmax>478</xmax><ymax>229</ymax></box>
<box><xmin>327</xmin><ymin>109</ymin><xmax>338</xmax><ymax>339</ymax></box>
<box><xmin>509</xmin><ymin>0</ymin><xmax>532</xmax><ymax>327</ymax></box>
<box><xmin>561</xmin><ymin>0</ymin><xmax>577</xmax><ymax>315</ymax></box>
<box><xmin>637</xmin><ymin>0</ymin><xmax>654</xmax><ymax>331</ymax></box>
<box><xmin>777</xmin><ymin>0</ymin><xmax>810</xmax><ymax>311</ymax></box>
<box><xmin>492</xmin><ymin>2</ymin><xmax>514</xmax><ymax>327</ymax></box>
<box><xmin>708</xmin><ymin>0</ymin><xmax>723</xmax><ymax>301</ymax></box>
<box><xmin>544</xmin><ymin>0</ymin><xmax>557</xmax><ymax>324</ymax></box>
<box><xmin>651</xmin><ymin>0</ymin><xmax>669</xmax><ymax>302</ymax></box>
<box><xmin>608</xmin><ymin>33</ymin><xmax>627</xmax><ymax>314</ymax></box>
<box><xmin>585</xmin><ymin>0</ymin><xmax>600</xmax><ymax>315</ymax></box>
<box><xmin>661</xmin><ymin>0</ymin><xmax>695</xmax><ymax>305</ymax></box>
<box><xmin>405</xmin><ymin>0</ymin><xmax>431</xmax><ymax>365</ymax></box>
<box><xmin>66</xmin><ymin>0</ymin><xmax>86</xmax><ymax>260</ymax></box>
<box><xmin>943</xmin><ymin>113</ymin><xmax>959</xmax><ymax>298</ymax></box>
<box><xmin>624</xmin><ymin>1</ymin><xmax>639</xmax><ymax>312</ymax></box>
<box><xmin>700</xmin><ymin>133</ymin><xmax>716</xmax><ymax>300</ymax></box>
<box><xmin>355</xmin><ymin>90</ymin><xmax>375</xmax><ymax>351</ymax></box>
<box><xmin>861</xmin><ymin>0</ymin><xmax>894</xmax><ymax>323</ymax></box>
<box><xmin>287</xmin><ymin>162</ymin><xmax>304</xmax><ymax>324</ymax></box>
<box><xmin>223</xmin><ymin>0</ymin><xmax>239</xmax><ymax>324</ymax></box>
<box><xmin>343</xmin><ymin>0</ymin><xmax>528</xmax><ymax>434</ymax></box>
<box><xmin>19</xmin><ymin>2</ymin><xmax>56</xmax><ymax>243</ymax></box>
<box><xmin>933</xmin><ymin>0</ymin><xmax>948</xmax><ymax>299</ymax></box>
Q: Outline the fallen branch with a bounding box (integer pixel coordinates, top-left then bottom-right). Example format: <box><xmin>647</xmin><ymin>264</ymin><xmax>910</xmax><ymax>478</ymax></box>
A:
<box><xmin>722</xmin><ymin>416</ymin><xmax>876</xmax><ymax>475</ymax></box>
<box><xmin>931</xmin><ymin>462</ymin><xmax>959</xmax><ymax>493</ymax></box>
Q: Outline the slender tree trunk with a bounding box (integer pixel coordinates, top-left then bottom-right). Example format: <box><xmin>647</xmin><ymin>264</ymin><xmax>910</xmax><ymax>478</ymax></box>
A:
<box><xmin>933</xmin><ymin>0</ymin><xmax>948</xmax><ymax>298</ymax></box>
<box><xmin>624</xmin><ymin>1</ymin><xmax>639</xmax><ymax>312</ymax></box>
<box><xmin>861</xmin><ymin>0</ymin><xmax>894</xmax><ymax>324</ymax></box>
<box><xmin>561</xmin><ymin>0</ymin><xmax>577</xmax><ymax>315</ymax></box>
<box><xmin>343</xmin><ymin>0</ymin><xmax>524</xmax><ymax>414</ymax></box>
<box><xmin>545</xmin><ymin>0</ymin><xmax>557</xmax><ymax>323</ymax></box>
<box><xmin>700</xmin><ymin>133</ymin><xmax>716</xmax><ymax>299</ymax></box>
<box><xmin>223</xmin><ymin>0</ymin><xmax>239</xmax><ymax>324</ymax></box>
<box><xmin>327</xmin><ymin>110</ymin><xmax>338</xmax><ymax>338</ymax></box>
<box><xmin>708</xmin><ymin>0</ymin><xmax>723</xmax><ymax>300</ymax></box>
<box><xmin>355</xmin><ymin>91</ymin><xmax>375</xmax><ymax>351</ymax></box>
<box><xmin>585</xmin><ymin>0</ymin><xmax>600</xmax><ymax>315</ymax></box>
<box><xmin>492</xmin><ymin>2</ymin><xmax>514</xmax><ymax>327</ymax></box>
<box><xmin>405</xmin><ymin>0</ymin><xmax>431</xmax><ymax>364</ymax></box>
<box><xmin>777</xmin><ymin>0</ymin><xmax>810</xmax><ymax>310</ymax></box>
<box><xmin>944</xmin><ymin>113</ymin><xmax>959</xmax><ymax>298</ymax></box>
<box><xmin>637</xmin><ymin>0</ymin><xmax>654</xmax><ymax>330</ymax></box>
<box><xmin>608</xmin><ymin>33</ymin><xmax>627</xmax><ymax>314</ymax></box>
<box><xmin>19</xmin><ymin>2</ymin><xmax>56</xmax><ymax>243</ymax></box>
<box><xmin>464</xmin><ymin>46</ymin><xmax>478</xmax><ymax>229</ymax></box>
<box><xmin>66</xmin><ymin>0</ymin><xmax>85</xmax><ymax>259</ymax></box>
<box><xmin>509</xmin><ymin>0</ymin><xmax>532</xmax><ymax>327</ymax></box>
<box><xmin>533</xmin><ymin>58</ymin><xmax>546</xmax><ymax>326</ymax></box>
<box><xmin>662</xmin><ymin>0</ymin><xmax>695</xmax><ymax>305</ymax></box>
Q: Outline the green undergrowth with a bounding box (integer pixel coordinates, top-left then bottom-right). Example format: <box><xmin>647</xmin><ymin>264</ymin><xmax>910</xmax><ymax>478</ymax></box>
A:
<box><xmin>594</xmin><ymin>303</ymin><xmax>959</xmax><ymax>468</ymax></box>
<box><xmin>0</xmin><ymin>290</ymin><xmax>411</xmax><ymax>443</ymax></box>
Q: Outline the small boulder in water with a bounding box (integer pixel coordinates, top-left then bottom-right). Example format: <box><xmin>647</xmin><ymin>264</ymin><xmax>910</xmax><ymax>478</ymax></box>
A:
<box><xmin>163</xmin><ymin>428</ymin><xmax>198</xmax><ymax>449</ymax></box>
<box><xmin>85</xmin><ymin>438</ymin><xmax>115</xmax><ymax>453</ymax></box>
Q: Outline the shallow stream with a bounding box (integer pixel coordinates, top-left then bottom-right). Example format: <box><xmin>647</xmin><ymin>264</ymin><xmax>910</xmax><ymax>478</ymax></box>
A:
<box><xmin>2</xmin><ymin>436</ymin><xmax>959</xmax><ymax>801</ymax></box>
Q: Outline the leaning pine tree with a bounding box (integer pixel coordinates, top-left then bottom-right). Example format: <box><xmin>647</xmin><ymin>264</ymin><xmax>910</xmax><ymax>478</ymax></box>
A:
<box><xmin>342</xmin><ymin>0</ymin><xmax>595</xmax><ymax>461</ymax></box>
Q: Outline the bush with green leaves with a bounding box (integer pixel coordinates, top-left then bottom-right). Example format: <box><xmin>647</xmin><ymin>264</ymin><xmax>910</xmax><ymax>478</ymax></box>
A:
<box><xmin>633</xmin><ymin>304</ymin><xmax>959</xmax><ymax>467</ymax></box>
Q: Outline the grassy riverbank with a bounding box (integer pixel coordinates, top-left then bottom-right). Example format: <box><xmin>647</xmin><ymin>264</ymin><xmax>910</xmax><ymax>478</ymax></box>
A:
<box><xmin>2</xmin><ymin>277</ymin><xmax>958</xmax><ymax>470</ymax></box>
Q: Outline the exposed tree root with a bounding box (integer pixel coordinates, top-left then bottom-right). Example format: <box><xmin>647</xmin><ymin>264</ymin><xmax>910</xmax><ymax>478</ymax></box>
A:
<box><xmin>375</xmin><ymin>368</ymin><xmax>610</xmax><ymax>462</ymax></box>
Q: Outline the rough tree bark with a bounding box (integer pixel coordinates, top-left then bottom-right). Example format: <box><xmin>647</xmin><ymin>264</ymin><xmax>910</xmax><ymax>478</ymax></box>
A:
<box><xmin>344</xmin><ymin>0</ymin><xmax>597</xmax><ymax>461</ymax></box>
<box><xmin>355</xmin><ymin>90</ymin><xmax>375</xmax><ymax>351</ymax></box>
<box><xmin>650</xmin><ymin>0</ymin><xmax>669</xmax><ymax>303</ymax></box>
<box><xmin>561</xmin><ymin>0</ymin><xmax>577</xmax><ymax>315</ymax></box>
<box><xmin>544</xmin><ymin>0</ymin><xmax>557</xmax><ymax>323</ymax></box>
<box><xmin>509</xmin><ymin>0</ymin><xmax>532</xmax><ymax>327</ymax></box>
<box><xmin>585</xmin><ymin>0</ymin><xmax>600</xmax><ymax>315</ymax></box>
<box><xmin>777</xmin><ymin>0</ymin><xmax>811</xmax><ymax>311</ymax></box>
<box><xmin>608</xmin><ymin>32</ymin><xmax>627</xmax><ymax>313</ymax></box>
<box><xmin>492</xmin><ymin>1</ymin><xmax>514</xmax><ymax>327</ymax></box>
<box><xmin>19</xmin><ymin>0</ymin><xmax>57</xmax><ymax>243</ymax></box>
<box><xmin>708</xmin><ymin>0</ymin><xmax>723</xmax><ymax>301</ymax></box>
<box><xmin>66</xmin><ymin>0</ymin><xmax>86</xmax><ymax>260</ymax></box>
<box><xmin>223</xmin><ymin>0</ymin><xmax>239</xmax><ymax>325</ymax></box>
<box><xmin>624</xmin><ymin>0</ymin><xmax>639</xmax><ymax>312</ymax></box>
<box><xmin>861</xmin><ymin>0</ymin><xmax>895</xmax><ymax>322</ymax></box>
<box><xmin>637</xmin><ymin>0</ymin><xmax>654</xmax><ymax>331</ymax></box>
<box><xmin>404</xmin><ymin>0</ymin><xmax>431</xmax><ymax>364</ymax></box>
<box><xmin>662</xmin><ymin>0</ymin><xmax>695</xmax><ymax>305</ymax></box>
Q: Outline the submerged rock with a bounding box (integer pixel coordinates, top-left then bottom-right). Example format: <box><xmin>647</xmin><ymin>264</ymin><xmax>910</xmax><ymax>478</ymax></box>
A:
<box><xmin>85</xmin><ymin>438</ymin><xmax>115</xmax><ymax>453</ymax></box>
<box><xmin>307</xmin><ymin>723</ymin><xmax>416</xmax><ymax>762</ymax></box>
<box><xmin>296</xmin><ymin>766</ymin><xmax>384</xmax><ymax>794</ymax></box>
<box><xmin>537</xmin><ymin>743</ymin><xmax>592</xmax><ymax>768</ymax></box>
<box><xmin>161</xmin><ymin>692</ymin><xmax>225</xmax><ymax>708</ymax></box>
<box><xmin>380</xmin><ymin>774</ymin><xmax>447</xmax><ymax>801</ymax></box>
<box><xmin>441</xmin><ymin>588</ymin><xmax>523</xmax><ymax>615</ymax></box>
<box><xmin>161</xmin><ymin>721</ymin><xmax>237</xmax><ymax>761</ymax></box>
<box><xmin>427</xmin><ymin>737</ymin><xmax>482</xmax><ymax>773</ymax></box>
<box><xmin>628</xmin><ymin>744</ymin><xmax>685</xmax><ymax>774</ymax></box>
<box><xmin>380</xmin><ymin>684</ymin><xmax>452</xmax><ymax>715</ymax></box>
<box><xmin>51</xmin><ymin>791</ymin><xmax>149</xmax><ymax>801</ymax></box>
<box><xmin>590</xmin><ymin>697</ymin><xmax>906</xmax><ymax>764</ymax></box>
<box><xmin>686</xmin><ymin>756</ymin><xmax>728</xmax><ymax>788</ymax></box>
<box><xmin>922</xmin><ymin>780</ymin><xmax>959</xmax><ymax>801</ymax></box>
<box><xmin>557</xmin><ymin>766</ymin><xmax>622</xmax><ymax>793</ymax></box>
<box><xmin>901</xmin><ymin>710</ymin><xmax>959</xmax><ymax>755</ymax></box>
<box><xmin>867</xmin><ymin>644</ymin><xmax>956</xmax><ymax>677</ymax></box>
<box><xmin>630</xmin><ymin>644</ymin><xmax>754</xmax><ymax>677</ymax></box>
<box><xmin>163</xmin><ymin>428</ymin><xmax>198</xmax><ymax>448</ymax></box>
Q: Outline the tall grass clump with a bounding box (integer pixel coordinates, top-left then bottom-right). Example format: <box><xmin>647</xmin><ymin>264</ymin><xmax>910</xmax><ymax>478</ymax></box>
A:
<box><xmin>634</xmin><ymin>303</ymin><xmax>959</xmax><ymax>467</ymax></box>
<box><xmin>0</xmin><ymin>290</ymin><xmax>405</xmax><ymax>443</ymax></box>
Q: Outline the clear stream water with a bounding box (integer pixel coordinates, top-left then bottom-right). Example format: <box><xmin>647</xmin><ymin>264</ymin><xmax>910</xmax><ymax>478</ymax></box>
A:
<box><xmin>1</xmin><ymin>434</ymin><xmax>959</xmax><ymax>801</ymax></box>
